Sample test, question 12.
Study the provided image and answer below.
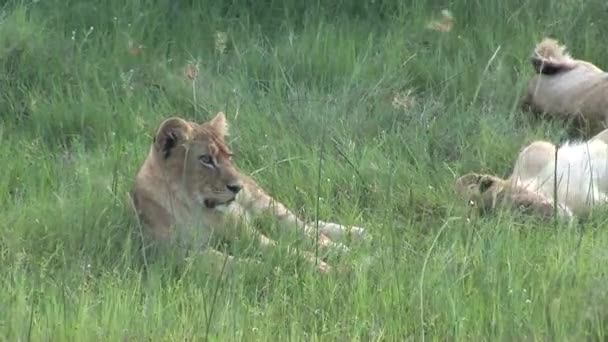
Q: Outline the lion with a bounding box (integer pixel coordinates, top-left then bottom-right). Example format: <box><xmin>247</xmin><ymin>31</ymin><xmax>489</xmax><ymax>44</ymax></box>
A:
<box><xmin>129</xmin><ymin>112</ymin><xmax>368</xmax><ymax>274</ymax></box>
<box><xmin>454</xmin><ymin>172</ymin><xmax>571</xmax><ymax>219</ymax></box>
<box><xmin>455</xmin><ymin>128</ymin><xmax>608</xmax><ymax>220</ymax></box>
<box><xmin>520</xmin><ymin>37</ymin><xmax>608</xmax><ymax>136</ymax></box>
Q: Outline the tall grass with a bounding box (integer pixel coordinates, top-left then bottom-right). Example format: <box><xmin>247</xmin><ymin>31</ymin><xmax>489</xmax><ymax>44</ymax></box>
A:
<box><xmin>1</xmin><ymin>0</ymin><xmax>608</xmax><ymax>339</ymax></box>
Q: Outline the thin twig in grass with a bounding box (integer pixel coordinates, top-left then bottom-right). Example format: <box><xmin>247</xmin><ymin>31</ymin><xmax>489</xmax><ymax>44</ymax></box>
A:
<box><xmin>545</xmin><ymin>295</ymin><xmax>555</xmax><ymax>342</ymax></box>
<box><xmin>330</xmin><ymin>137</ymin><xmax>366</xmax><ymax>186</ymax></box>
<box><xmin>203</xmin><ymin>250</ymin><xmax>231</xmax><ymax>342</ymax></box>
<box><xmin>553</xmin><ymin>143</ymin><xmax>559</xmax><ymax>227</ymax></box>
<box><xmin>224</xmin><ymin>88</ymin><xmax>239</xmax><ymax>125</ymax></box>
<box><xmin>272</xmin><ymin>47</ymin><xmax>295</xmax><ymax>95</ymax></box>
<box><xmin>128</xmin><ymin>193</ymin><xmax>149</xmax><ymax>271</ymax></box>
<box><xmin>571</xmin><ymin>142</ymin><xmax>596</xmax><ymax>286</ymax></box>
<box><xmin>60</xmin><ymin>268</ymin><xmax>68</xmax><ymax>339</ymax></box>
<box><xmin>182</xmin><ymin>64</ymin><xmax>231</xmax><ymax>339</ymax></box>
<box><xmin>314</xmin><ymin>118</ymin><xmax>327</xmax><ymax>268</ymax></box>
<box><xmin>250</xmin><ymin>156</ymin><xmax>303</xmax><ymax>176</ymax></box>
<box><xmin>27</xmin><ymin>287</ymin><xmax>35</xmax><ymax>342</ymax></box>
<box><xmin>584</xmin><ymin>141</ymin><xmax>596</xmax><ymax>214</ymax></box>
<box><xmin>387</xmin><ymin>167</ymin><xmax>404</xmax><ymax>311</ymax></box>
<box><xmin>471</xmin><ymin>45</ymin><xmax>501</xmax><ymax>106</ymax></box>
<box><xmin>354</xmin><ymin>53</ymin><xmax>417</xmax><ymax>111</ymax></box>
<box><xmin>192</xmin><ymin>76</ymin><xmax>198</xmax><ymax>115</ymax></box>
<box><xmin>419</xmin><ymin>219</ymin><xmax>453</xmax><ymax>342</ymax></box>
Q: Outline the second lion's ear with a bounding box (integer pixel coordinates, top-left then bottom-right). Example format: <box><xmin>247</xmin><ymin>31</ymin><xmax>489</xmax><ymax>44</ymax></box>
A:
<box><xmin>479</xmin><ymin>177</ymin><xmax>495</xmax><ymax>193</ymax></box>
<box><xmin>154</xmin><ymin>117</ymin><xmax>190</xmax><ymax>159</ymax></box>
<box><xmin>209</xmin><ymin>111</ymin><xmax>229</xmax><ymax>137</ymax></box>
<box><xmin>530</xmin><ymin>55</ymin><xmax>576</xmax><ymax>75</ymax></box>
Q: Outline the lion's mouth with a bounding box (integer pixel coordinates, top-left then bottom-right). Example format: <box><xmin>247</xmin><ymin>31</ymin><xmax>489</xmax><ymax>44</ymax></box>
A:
<box><xmin>204</xmin><ymin>197</ymin><xmax>236</xmax><ymax>209</ymax></box>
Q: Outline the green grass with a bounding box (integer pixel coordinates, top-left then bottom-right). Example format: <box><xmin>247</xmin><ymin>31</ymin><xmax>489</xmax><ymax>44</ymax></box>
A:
<box><xmin>2</xmin><ymin>0</ymin><xmax>608</xmax><ymax>340</ymax></box>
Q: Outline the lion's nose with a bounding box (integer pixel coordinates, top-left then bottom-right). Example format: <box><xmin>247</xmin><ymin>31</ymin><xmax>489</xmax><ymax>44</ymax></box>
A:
<box><xmin>227</xmin><ymin>184</ymin><xmax>242</xmax><ymax>194</ymax></box>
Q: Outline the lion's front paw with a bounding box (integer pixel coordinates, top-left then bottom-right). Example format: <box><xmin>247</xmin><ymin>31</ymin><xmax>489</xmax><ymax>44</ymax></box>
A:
<box><xmin>317</xmin><ymin>233</ymin><xmax>350</xmax><ymax>254</ymax></box>
<box><xmin>316</xmin><ymin>259</ymin><xmax>332</xmax><ymax>274</ymax></box>
<box><xmin>301</xmin><ymin>251</ymin><xmax>333</xmax><ymax>274</ymax></box>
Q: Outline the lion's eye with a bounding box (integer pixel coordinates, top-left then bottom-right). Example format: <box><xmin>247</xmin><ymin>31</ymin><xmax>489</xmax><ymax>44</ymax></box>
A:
<box><xmin>199</xmin><ymin>154</ymin><xmax>214</xmax><ymax>167</ymax></box>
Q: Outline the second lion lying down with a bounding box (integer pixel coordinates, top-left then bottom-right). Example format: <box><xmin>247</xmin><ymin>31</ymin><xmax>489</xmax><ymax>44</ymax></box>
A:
<box><xmin>455</xmin><ymin>129</ymin><xmax>608</xmax><ymax>219</ymax></box>
<box><xmin>521</xmin><ymin>37</ymin><xmax>608</xmax><ymax>136</ymax></box>
<box><xmin>130</xmin><ymin>112</ymin><xmax>368</xmax><ymax>273</ymax></box>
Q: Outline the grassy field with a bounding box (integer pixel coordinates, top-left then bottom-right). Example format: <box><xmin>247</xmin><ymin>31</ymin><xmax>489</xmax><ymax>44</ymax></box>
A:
<box><xmin>2</xmin><ymin>0</ymin><xmax>608</xmax><ymax>340</ymax></box>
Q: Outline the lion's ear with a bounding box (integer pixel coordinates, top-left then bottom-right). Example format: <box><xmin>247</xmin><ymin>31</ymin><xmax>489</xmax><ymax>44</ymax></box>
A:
<box><xmin>479</xmin><ymin>176</ymin><xmax>495</xmax><ymax>193</ymax></box>
<box><xmin>154</xmin><ymin>117</ymin><xmax>190</xmax><ymax>159</ymax></box>
<box><xmin>530</xmin><ymin>55</ymin><xmax>576</xmax><ymax>75</ymax></box>
<box><xmin>209</xmin><ymin>111</ymin><xmax>229</xmax><ymax>137</ymax></box>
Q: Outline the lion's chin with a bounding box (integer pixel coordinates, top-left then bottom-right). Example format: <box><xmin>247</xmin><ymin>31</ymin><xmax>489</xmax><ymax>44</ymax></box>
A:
<box><xmin>203</xmin><ymin>198</ymin><xmax>235</xmax><ymax>209</ymax></box>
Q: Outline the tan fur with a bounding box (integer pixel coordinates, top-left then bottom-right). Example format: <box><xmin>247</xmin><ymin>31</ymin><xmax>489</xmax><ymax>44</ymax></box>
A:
<box><xmin>130</xmin><ymin>112</ymin><xmax>368</xmax><ymax>274</ymax></box>
<box><xmin>454</xmin><ymin>172</ymin><xmax>572</xmax><ymax>219</ymax></box>
<box><xmin>521</xmin><ymin>37</ymin><xmax>608</xmax><ymax>136</ymax></box>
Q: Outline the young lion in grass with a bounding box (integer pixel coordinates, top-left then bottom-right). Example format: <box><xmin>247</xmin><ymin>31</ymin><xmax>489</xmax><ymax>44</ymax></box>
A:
<box><xmin>455</xmin><ymin>128</ymin><xmax>608</xmax><ymax>220</ymax></box>
<box><xmin>130</xmin><ymin>112</ymin><xmax>368</xmax><ymax>274</ymax></box>
<box><xmin>520</xmin><ymin>37</ymin><xmax>608</xmax><ymax>136</ymax></box>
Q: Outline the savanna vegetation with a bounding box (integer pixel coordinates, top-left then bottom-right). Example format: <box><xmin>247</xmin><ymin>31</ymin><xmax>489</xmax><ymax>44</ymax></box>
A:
<box><xmin>2</xmin><ymin>0</ymin><xmax>607</xmax><ymax>340</ymax></box>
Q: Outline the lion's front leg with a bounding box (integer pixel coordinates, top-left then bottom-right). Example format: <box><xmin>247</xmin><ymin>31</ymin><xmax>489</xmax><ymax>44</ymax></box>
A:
<box><xmin>237</xmin><ymin>176</ymin><xmax>359</xmax><ymax>254</ymax></box>
<box><xmin>250</xmin><ymin>229</ymin><xmax>332</xmax><ymax>273</ymax></box>
<box><xmin>217</xmin><ymin>202</ymin><xmax>332</xmax><ymax>273</ymax></box>
<box><xmin>315</xmin><ymin>220</ymin><xmax>369</xmax><ymax>242</ymax></box>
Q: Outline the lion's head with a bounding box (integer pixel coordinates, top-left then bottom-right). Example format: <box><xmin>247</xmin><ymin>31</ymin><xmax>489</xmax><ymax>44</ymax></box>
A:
<box><xmin>455</xmin><ymin>172</ymin><xmax>571</xmax><ymax>219</ymax></box>
<box><xmin>152</xmin><ymin>112</ymin><xmax>242</xmax><ymax>209</ymax></box>
<box><xmin>454</xmin><ymin>172</ymin><xmax>505</xmax><ymax>213</ymax></box>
